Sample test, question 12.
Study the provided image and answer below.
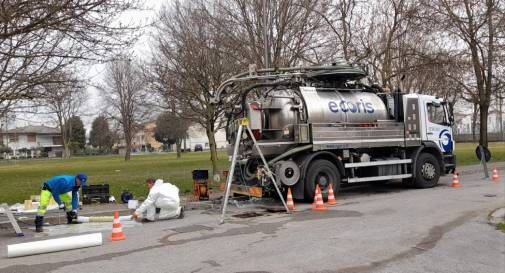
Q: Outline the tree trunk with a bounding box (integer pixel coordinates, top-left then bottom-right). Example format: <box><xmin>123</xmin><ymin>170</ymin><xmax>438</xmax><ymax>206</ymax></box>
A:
<box><xmin>471</xmin><ymin>103</ymin><xmax>478</xmax><ymax>142</ymax></box>
<box><xmin>57</xmin><ymin>113</ymin><xmax>70</xmax><ymax>159</ymax></box>
<box><xmin>60</xmin><ymin>126</ymin><xmax>70</xmax><ymax>159</ymax></box>
<box><xmin>124</xmin><ymin>133</ymin><xmax>131</xmax><ymax>161</ymax></box>
<box><xmin>206</xmin><ymin>126</ymin><xmax>219</xmax><ymax>175</ymax></box>
<box><xmin>499</xmin><ymin>91</ymin><xmax>504</xmax><ymax>141</ymax></box>
<box><xmin>176</xmin><ymin>138</ymin><xmax>182</xmax><ymax>159</ymax></box>
<box><xmin>479</xmin><ymin>103</ymin><xmax>489</xmax><ymax>147</ymax></box>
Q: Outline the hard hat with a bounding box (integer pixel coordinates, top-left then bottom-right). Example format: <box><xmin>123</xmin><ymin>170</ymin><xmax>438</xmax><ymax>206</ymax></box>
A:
<box><xmin>77</xmin><ymin>173</ymin><xmax>88</xmax><ymax>186</ymax></box>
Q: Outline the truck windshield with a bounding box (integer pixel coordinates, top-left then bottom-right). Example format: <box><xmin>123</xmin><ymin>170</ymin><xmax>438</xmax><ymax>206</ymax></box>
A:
<box><xmin>427</xmin><ymin>103</ymin><xmax>447</xmax><ymax>125</ymax></box>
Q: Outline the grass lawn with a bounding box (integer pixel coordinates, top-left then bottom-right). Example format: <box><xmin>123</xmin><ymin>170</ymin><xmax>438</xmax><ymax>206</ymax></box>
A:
<box><xmin>0</xmin><ymin>151</ymin><xmax>228</xmax><ymax>205</ymax></box>
<box><xmin>0</xmin><ymin>142</ymin><xmax>503</xmax><ymax>204</ymax></box>
<box><xmin>455</xmin><ymin>142</ymin><xmax>505</xmax><ymax>166</ymax></box>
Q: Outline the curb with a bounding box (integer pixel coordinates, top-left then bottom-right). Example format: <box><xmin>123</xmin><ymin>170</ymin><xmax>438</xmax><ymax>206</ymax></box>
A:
<box><xmin>488</xmin><ymin>207</ymin><xmax>505</xmax><ymax>225</ymax></box>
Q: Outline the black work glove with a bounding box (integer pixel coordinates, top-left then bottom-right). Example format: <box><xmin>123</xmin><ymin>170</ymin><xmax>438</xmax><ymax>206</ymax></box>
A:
<box><xmin>66</xmin><ymin>210</ymin><xmax>77</xmax><ymax>224</ymax></box>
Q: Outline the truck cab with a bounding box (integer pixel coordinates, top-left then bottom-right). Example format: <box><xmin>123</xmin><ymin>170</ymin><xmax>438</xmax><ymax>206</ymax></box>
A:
<box><xmin>404</xmin><ymin>94</ymin><xmax>456</xmax><ymax>175</ymax></box>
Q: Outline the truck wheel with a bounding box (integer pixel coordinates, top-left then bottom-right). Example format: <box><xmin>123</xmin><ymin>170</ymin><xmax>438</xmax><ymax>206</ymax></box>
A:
<box><xmin>413</xmin><ymin>153</ymin><xmax>440</xmax><ymax>188</ymax></box>
<box><xmin>305</xmin><ymin>159</ymin><xmax>341</xmax><ymax>201</ymax></box>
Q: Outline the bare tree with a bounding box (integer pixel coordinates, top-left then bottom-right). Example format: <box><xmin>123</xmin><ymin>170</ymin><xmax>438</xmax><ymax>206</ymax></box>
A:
<box><xmin>491</xmin><ymin>75</ymin><xmax>505</xmax><ymax>140</ymax></box>
<box><xmin>420</xmin><ymin>0</ymin><xmax>504</xmax><ymax>147</ymax></box>
<box><xmin>0</xmin><ymin>0</ymin><xmax>141</xmax><ymax>118</ymax></box>
<box><xmin>216</xmin><ymin>0</ymin><xmax>328</xmax><ymax>67</ymax></box>
<box><xmin>40</xmin><ymin>73</ymin><xmax>87</xmax><ymax>158</ymax></box>
<box><xmin>102</xmin><ymin>55</ymin><xmax>147</xmax><ymax>161</ymax></box>
<box><xmin>319</xmin><ymin>0</ymin><xmax>440</xmax><ymax>92</ymax></box>
<box><xmin>147</xmin><ymin>60</ymin><xmax>192</xmax><ymax>159</ymax></box>
<box><xmin>151</xmin><ymin>1</ymin><xmax>243</xmax><ymax>174</ymax></box>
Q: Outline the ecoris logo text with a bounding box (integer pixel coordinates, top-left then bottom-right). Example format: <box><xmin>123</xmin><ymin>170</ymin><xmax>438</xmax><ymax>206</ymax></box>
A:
<box><xmin>328</xmin><ymin>100</ymin><xmax>375</xmax><ymax>113</ymax></box>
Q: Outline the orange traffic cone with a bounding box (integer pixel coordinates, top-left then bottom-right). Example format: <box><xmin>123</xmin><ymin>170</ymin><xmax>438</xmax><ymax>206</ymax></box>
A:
<box><xmin>110</xmin><ymin>211</ymin><xmax>126</xmax><ymax>241</ymax></box>
<box><xmin>286</xmin><ymin>187</ymin><xmax>296</xmax><ymax>211</ymax></box>
<box><xmin>451</xmin><ymin>171</ymin><xmax>461</xmax><ymax>188</ymax></box>
<box><xmin>491</xmin><ymin>166</ymin><xmax>500</xmax><ymax>183</ymax></box>
<box><xmin>312</xmin><ymin>185</ymin><xmax>327</xmax><ymax>211</ymax></box>
<box><xmin>312</xmin><ymin>185</ymin><xmax>319</xmax><ymax>209</ymax></box>
<box><xmin>327</xmin><ymin>183</ymin><xmax>337</xmax><ymax>206</ymax></box>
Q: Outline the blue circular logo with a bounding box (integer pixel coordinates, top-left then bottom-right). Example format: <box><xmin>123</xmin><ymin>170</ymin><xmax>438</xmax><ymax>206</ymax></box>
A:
<box><xmin>439</xmin><ymin>129</ymin><xmax>453</xmax><ymax>152</ymax></box>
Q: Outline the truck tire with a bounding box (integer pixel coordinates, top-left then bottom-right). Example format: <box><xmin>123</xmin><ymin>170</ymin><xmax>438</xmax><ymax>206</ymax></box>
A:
<box><xmin>305</xmin><ymin>159</ymin><xmax>341</xmax><ymax>201</ymax></box>
<box><xmin>412</xmin><ymin>153</ymin><xmax>440</xmax><ymax>188</ymax></box>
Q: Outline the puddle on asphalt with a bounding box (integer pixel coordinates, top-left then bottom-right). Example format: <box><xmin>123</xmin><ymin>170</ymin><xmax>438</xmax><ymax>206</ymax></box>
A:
<box><xmin>34</xmin><ymin>221</ymin><xmax>142</xmax><ymax>237</ymax></box>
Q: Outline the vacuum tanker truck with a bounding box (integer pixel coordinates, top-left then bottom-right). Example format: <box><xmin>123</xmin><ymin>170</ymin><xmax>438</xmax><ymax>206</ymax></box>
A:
<box><xmin>212</xmin><ymin>64</ymin><xmax>456</xmax><ymax>200</ymax></box>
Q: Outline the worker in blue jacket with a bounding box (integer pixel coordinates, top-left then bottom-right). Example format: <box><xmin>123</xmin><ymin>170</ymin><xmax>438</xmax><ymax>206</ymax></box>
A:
<box><xmin>35</xmin><ymin>174</ymin><xmax>87</xmax><ymax>232</ymax></box>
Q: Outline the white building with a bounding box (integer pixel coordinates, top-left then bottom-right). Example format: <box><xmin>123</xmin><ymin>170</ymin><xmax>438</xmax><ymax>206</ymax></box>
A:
<box><xmin>114</xmin><ymin>123</ymin><xmax>227</xmax><ymax>153</ymax></box>
<box><xmin>454</xmin><ymin>111</ymin><xmax>504</xmax><ymax>135</ymax></box>
<box><xmin>1</xmin><ymin>125</ymin><xmax>64</xmax><ymax>158</ymax></box>
<box><xmin>453</xmin><ymin>100</ymin><xmax>504</xmax><ymax>135</ymax></box>
<box><xmin>180</xmin><ymin>125</ymin><xmax>227</xmax><ymax>151</ymax></box>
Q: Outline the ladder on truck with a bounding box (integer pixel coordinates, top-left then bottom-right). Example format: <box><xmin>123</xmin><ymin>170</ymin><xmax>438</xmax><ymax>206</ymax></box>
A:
<box><xmin>0</xmin><ymin>204</ymin><xmax>24</xmax><ymax>237</ymax></box>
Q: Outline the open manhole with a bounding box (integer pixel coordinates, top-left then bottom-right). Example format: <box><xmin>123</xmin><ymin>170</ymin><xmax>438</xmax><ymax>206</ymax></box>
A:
<box><xmin>232</xmin><ymin>212</ymin><xmax>264</xmax><ymax>218</ymax></box>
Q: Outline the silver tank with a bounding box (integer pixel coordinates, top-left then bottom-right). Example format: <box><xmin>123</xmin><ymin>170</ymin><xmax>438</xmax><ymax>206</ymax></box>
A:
<box><xmin>299</xmin><ymin>87</ymin><xmax>389</xmax><ymax>123</ymax></box>
<box><xmin>237</xmin><ymin>87</ymin><xmax>390</xmax><ymax>157</ymax></box>
<box><xmin>248</xmin><ymin>87</ymin><xmax>389</xmax><ymax>132</ymax></box>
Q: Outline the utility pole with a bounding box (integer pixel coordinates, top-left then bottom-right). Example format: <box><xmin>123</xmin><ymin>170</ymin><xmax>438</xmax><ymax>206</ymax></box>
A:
<box><xmin>263</xmin><ymin>0</ymin><xmax>269</xmax><ymax>68</ymax></box>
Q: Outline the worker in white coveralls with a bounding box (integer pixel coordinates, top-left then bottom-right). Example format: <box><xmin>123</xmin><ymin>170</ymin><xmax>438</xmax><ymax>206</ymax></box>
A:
<box><xmin>132</xmin><ymin>178</ymin><xmax>184</xmax><ymax>222</ymax></box>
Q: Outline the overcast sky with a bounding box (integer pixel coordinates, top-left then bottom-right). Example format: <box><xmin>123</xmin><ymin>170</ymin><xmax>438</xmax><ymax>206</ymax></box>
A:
<box><xmin>81</xmin><ymin>0</ymin><xmax>164</xmax><ymax>133</ymax></box>
<box><xmin>13</xmin><ymin>0</ymin><xmax>163</xmax><ymax>133</ymax></box>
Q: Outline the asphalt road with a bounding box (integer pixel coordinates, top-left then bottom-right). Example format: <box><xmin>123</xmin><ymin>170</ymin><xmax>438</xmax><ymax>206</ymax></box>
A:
<box><xmin>1</xmin><ymin>163</ymin><xmax>504</xmax><ymax>273</ymax></box>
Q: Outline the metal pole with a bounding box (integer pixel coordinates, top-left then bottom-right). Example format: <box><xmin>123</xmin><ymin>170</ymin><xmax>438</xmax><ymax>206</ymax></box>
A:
<box><xmin>245</xmin><ymin>126</ymin><xmax>290</xmax><ymax>213</ymax></box>
<box><xmin>219</xmin><ymin>123</ymin><xmax>244</xmax><ymax>224</ymax></box>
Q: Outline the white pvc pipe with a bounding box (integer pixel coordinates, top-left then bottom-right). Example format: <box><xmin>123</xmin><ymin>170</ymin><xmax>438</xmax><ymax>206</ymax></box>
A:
<box><xmin>8</xmin><ymin>233</ymin><xmax>102</xmax><ymax>258</ymax></box>
<box><xmin>77</xmin><ymin>216</ymin><xmax>90</xmax><ymax>223</ymax></box>
<box><xmin>119</xmin><ymin>215</ymin><xmax>133</xmax><ymax>221</ymax></box>
<box><xmin>77</xmin><ymin>215</ymin><xmax>133</xmax><ymax>223</ymax></box>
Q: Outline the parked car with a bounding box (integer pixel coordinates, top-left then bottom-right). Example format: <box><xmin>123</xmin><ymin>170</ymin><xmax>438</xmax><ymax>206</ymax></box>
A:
<box><xmin>194</xmin><ymin>144</ymin><xmax>203</xmax><ymax>152</ymax></box>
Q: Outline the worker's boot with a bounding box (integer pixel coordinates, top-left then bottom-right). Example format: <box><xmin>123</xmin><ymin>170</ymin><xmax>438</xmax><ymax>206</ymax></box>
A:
<box><xmin>66</xmin><ymin>211</ymin><xmax>77</xmax><ymax>224</ymax></box>
<box><xmin>34</xmin><ymin>216</ymin><xmax>44</xmax><ymax>232</ymax></box>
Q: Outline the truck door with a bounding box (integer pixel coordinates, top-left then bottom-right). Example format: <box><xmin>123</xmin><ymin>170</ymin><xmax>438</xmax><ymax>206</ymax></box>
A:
<box><xmin>423</xmin><ymin>100</ymin><xmax>454</xmax><ymax>154</ymax></box>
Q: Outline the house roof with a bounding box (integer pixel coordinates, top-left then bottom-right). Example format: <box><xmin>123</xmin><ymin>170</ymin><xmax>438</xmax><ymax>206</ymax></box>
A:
<box><xmin>4</xmin><ymin>125</ymin><xmax>60</xmax><ymax>135</ymax></box>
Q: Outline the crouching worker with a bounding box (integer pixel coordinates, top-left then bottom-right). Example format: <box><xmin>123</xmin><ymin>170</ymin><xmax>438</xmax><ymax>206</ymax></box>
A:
<box><xmin>132</xmin><ymin>178</ymin><xmax>184</xmax><ymax>222</ymax></box>
<box><xmin>35</xmin><ymin>174</ymin><xmax>87</xmax><ymax>232</ymax></box>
